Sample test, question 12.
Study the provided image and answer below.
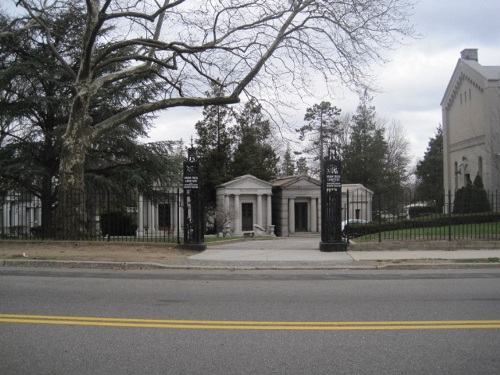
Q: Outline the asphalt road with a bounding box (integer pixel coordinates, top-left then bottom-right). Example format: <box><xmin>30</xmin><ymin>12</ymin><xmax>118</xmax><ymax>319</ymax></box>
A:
<box><xmin>1</xmin><ymin>268</ymin><xmax>499</xmax><ymax>374</ymax></box>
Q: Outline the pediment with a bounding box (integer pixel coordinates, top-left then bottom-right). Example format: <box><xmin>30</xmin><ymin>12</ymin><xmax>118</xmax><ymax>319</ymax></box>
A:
<box><xmin>272</xmin><ymin>175</ymin><xmax>320</xmax><ymax>189</ymax></box>
<box><xmin>217</xmin><ymin>174</ymin><xmax>272</xmax><ymax>192</ymax></box>
<box><xmin>441</xmin><ymin>59</ymin><xmax>500</xmax><ymax>110</ymax></box>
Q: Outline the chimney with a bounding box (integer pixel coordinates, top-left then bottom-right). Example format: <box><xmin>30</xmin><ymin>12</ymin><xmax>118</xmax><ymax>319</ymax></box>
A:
<box><xmin>461</xmin><ymin>49</ymin><xmax>478</xmax><ymax>62</ymax></box>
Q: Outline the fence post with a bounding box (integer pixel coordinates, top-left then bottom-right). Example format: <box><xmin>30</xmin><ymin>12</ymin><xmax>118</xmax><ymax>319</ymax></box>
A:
<box><xmin>107</xmin><ymin>189</ymin><xmax>110</xmax><ymax>242</ymax></box>
<box><xmin>448</xmin><ymin>190</ymin><xmax>452</xmax><ymax>241</ymax></box>
<box><xmin>378</xmin><ymin>193</ymin><xmax>382</xmax><ymax>243</ymax></box>
<box><xmin>346</xmin><ymin>189</ymin><xmax>350</xmax><ymax>244</ymax></box>
<box><xmin>177</xmin><ymin>188</ymin><xmax>181</xmax><ymax>245</ymax></box>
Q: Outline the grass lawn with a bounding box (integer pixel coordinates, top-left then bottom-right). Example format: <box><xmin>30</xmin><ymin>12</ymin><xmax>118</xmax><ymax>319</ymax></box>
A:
<box><xmin>354</xmin><ymin>221</ymin><xmax>500</xmax><ymax>241</ymax></box>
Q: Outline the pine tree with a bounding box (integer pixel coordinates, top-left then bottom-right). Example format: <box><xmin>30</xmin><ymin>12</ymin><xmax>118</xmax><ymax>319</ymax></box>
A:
<box><xmin>280</xmin><ymin>144</ymin><xmax>296</xmax><ymax>177</ymax></box>
<box><xmin>341</xmin><ymin>93</ymin><xmax>389</xmax><ymax>193</ymax></box>
<box><xmin>297</xmin><ymin>101</ymin><xmax>341</xmax><ymax>176</ymax></box>
<box><xmin>230</xmin><ymin>99</ymin><xmax>279</xmax><ymax>181</ymax></box>
<box><xmin>415</xmin><ymin>126</ymin><xmax>444</xmax><ymax>204</ymax></box>
<box><xmin>194</xmin><ymin>83</ymin><xmax>235</xmax><ymax>205</ymax></box>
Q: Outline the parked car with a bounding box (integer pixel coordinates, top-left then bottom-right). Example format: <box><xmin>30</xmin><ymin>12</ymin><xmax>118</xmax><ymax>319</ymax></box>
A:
<box><xmin>341</xmin><ymin>219</ymin><xmax>368</xmax><ymax>238</ymax></box>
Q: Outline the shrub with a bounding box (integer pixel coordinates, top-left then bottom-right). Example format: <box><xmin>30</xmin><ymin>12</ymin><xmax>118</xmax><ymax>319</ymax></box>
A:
<box><xmin>101</xmin><ymin>212</ymin><xmax>137</xmax><ymax>236</ymax></box>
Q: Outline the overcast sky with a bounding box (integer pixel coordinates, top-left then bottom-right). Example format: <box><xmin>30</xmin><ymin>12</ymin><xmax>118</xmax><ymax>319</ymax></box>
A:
<box><xmin>147</xmin><ymin>0</ymin><xmax>500</xmax><ymax>166</ymax></box>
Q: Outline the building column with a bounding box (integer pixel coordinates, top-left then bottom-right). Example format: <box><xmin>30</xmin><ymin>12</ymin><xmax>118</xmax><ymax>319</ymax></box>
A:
<box><xmin>288</xmin><ymin>197</ymin><xmax>295</xmax><ymax>235</ymax></box>
<box><xmin>311</xmin><ymin>197</ymin><xmax>318</xmax><ymax>232</ymax></box>
<box><xmin>178</xmin><ymin>192</ymin><xmax>184</xmax><ymax>234</ymax></box>
<box><xmin>257</xmin><ymin>194</ymin><xmax>263</xmax><ymax>227</ymax></box>
<box><xmin>138</xmin><ymin>195</ymin><xmax>144</xmax><ymax>236</ymax></box>
<box><xmin>172</xmin><ymin>196</ymin><xmax>178</xmax><ymax>232</ymax></box>
<box><xmin>234</xmin><ymin>194</ymin><xmax>241</xmax><ymax>234</ymax></box>
<box><xmin>266</xmin><ymin>194</ymin><xmax>272</xmax><ymax>227</ymax></box>
<box><xmin>224</xmin><ymin>195</ymin><xmax>230</xmax><ymax>212</ymax></box>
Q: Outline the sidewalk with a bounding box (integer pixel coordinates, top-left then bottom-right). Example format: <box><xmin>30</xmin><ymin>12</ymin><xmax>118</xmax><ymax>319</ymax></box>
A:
<box><xmin>177</xmin><ymin>237</ymin><xmax>500</xmax><ymax>269</ymax></box>
<box><xmin>2</xmin><ymin>237</ymin><xmax>500</xmax><ymax>270</ymax></box>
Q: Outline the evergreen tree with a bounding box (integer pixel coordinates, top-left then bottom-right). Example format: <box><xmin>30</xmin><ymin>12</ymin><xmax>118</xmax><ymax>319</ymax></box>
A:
<box><xmin>471</xmin><ymin>175</ymin><xmax>491</xmax><ymax>212</ymax></box>
<box><xmin>0</xmin><ymin>5</ymin><xmax>182</xmax><ymax>237</ymax></box>
<box><xmin>415</xmin><ymin>126</ymin><xmax>444</xmax><ymax>204</ymax></box>
<box><xmin>296</xmin><ymin>101</ymin><xmax>341</xmax><ymax>176</ymax></box>
<box><xmin>296</xmin><ymin>157</ymin><xmax>310</xmax><ymax>175</ymax></box>
<box><xmin>230</xmin><ymin>99</ymin><xmax>279</xmax><ymax>181</ymax></box>
<box><xmin>280</xmin><ymin>144</ymin><xmax>296</xmax><ymax>177</ymax></box>
<box><xmin>341</xmin><ymin>93</ymin><xmax>389</xmax><ymax>193</ymax></box>
<box><xmin>194</xmin><ymin>83</ymin><xmax>234</xmax><ymax>205</ymax></box>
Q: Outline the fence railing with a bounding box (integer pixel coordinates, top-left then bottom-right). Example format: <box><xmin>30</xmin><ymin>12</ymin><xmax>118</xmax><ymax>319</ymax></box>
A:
<box><xmin>343</xmin><ymin>189</ymin><xmax>500</xmax><ymax>242</ymax></box>
<box><xmin>0</xmin><ymin>187</ymin><xmax>181</xmax><ymax>243</ymax></box>
<box><xmin>1</xmin><ymin>187</ymin><xmax>499</xmax><ymax>243</ymax></box>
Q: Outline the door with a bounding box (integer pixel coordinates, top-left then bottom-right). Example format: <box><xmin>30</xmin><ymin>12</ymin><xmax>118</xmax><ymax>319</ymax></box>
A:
<box><xmin>158</xmin><ymin>203</ymin><xmax>171</xmax><ymax>230</ymax></box>
<box><xmin>241</xmin><ymin>203</ymin><xmax>253</xmax><ymax>231</ymax></box>
<box><xmin>295</xmin><ymin>202</ymin><xmax>308</xmax><ymax>232</ymax></box>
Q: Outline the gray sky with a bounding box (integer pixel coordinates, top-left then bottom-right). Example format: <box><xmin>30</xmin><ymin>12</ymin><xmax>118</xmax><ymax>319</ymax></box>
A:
<box><xmin>147</xmin><ymin>0</ymin><xmax>500</xmax><ymax>165</ymax></box>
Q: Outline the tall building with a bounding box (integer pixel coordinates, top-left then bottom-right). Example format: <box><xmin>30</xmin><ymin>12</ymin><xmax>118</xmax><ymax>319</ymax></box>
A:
<box><xmin>441</xmin><ymin>49</ymin><xmax>500</xmax><ymax>205</ymax></box>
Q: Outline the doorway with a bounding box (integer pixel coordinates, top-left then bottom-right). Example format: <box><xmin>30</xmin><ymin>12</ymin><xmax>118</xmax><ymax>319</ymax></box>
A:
<box><xmin>241</xmin><ymin>203</ymin><xmax>253</xmax><ymax>231</ymax></box>
<box><xmin>158</xmin><ymin>203</ymin><xmax>171</xmax><ymax>230</ymax></box>
<box><xmin>294</xmin><ymin>202</ymin><xmax>308</xmax><ymax>232</ymax></box>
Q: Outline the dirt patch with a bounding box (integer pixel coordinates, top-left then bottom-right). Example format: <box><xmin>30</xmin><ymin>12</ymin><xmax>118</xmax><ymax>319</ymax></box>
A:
<box><xmin>0</xmin><ymin>241</ymin><xmax>200</xmax><ymax>264</ymax></box>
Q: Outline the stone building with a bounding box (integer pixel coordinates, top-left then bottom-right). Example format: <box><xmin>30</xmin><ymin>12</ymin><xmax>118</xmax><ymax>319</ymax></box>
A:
<box><xmin>271</xmin><ymin>175</ymin><xmax>321</xmax><ymax>237</ymax></box>
<box><xmin>215</xmin><ymin>174</ymin><xmax>373</xmax><ymax>237</ymax></box>
<box><xmin>216</xmin><ymin>175</ymin><xmax>273</xmax><ymax>236</ymax></box>
<box><xmin>441</xmin><ymin>49</ymin><xmax>500</xmax><ymax>204</ymax></box>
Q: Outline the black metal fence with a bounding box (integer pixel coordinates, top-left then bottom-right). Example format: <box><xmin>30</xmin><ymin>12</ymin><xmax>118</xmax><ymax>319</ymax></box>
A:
<box><xmin>0</xmin><ymin>187</ymin><xmax>181</xmax><ymax>243</ymax></box>
<box><xmin>2</xmin><ymin>186</ymin><xmax>500</xmax><ymax>243</ymax></box>
<box><xmin>343</xmin><ymin>188</ymin><xmax>500</xmax><ymax>242</ymax></box>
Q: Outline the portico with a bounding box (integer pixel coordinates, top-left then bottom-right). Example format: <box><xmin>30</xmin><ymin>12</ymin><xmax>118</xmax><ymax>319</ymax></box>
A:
<box><xmin>272</xmin><ymin>175</ymin><xmax>321</xmax><ymax>237</ymax></box>
<box><xmin>216</xmin><ymin>175</ymin><xmax>273</xmax><ymax>235</ymax></box>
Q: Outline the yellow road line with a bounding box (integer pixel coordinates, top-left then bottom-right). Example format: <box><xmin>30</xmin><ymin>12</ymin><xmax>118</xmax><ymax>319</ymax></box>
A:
<box><xmin>1</xmin><ymin>314</ymin><xmax>499</xmax><ymax>331</ymax></box>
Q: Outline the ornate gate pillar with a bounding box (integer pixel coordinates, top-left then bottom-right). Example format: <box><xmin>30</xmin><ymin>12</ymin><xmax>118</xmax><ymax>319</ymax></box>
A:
<box><xmin>180</xmin><ymin>146</ymin><xmax>206</xmax><ymax>250</ymax></box>
<box><xmin>320</xmin><ymin>149</ymin><xmax>348</xmax><ymax>252</ymax></box>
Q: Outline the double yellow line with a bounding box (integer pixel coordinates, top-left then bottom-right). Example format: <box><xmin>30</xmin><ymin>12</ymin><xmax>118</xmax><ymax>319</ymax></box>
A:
<box><xmin>1</xmin><ymin>314</ymin><xmax>500</xmax><ymax>331</ymax></box>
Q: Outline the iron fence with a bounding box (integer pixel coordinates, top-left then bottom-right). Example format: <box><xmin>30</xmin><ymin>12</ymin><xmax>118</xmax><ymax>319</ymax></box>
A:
<box><xmin>343</xmin><ymin>189</ymin><xmax>500</xmax><ymax>242</ymax></box>
<box><xmin>0</xmin><ymin>187</ymin><xmax>181</xmax><ymax>243</ymax></box>
<box><xmin>1</xmin><ymin>186</ymin><xmax>500</xmax><ymax>243</ymax></box>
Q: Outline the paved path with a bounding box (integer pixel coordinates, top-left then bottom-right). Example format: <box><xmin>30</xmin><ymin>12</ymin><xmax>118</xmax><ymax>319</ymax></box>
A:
<box><xmin>187</xmin><ymin>237</ymin><xmax>500</xmax><ymax>265</ymax></box>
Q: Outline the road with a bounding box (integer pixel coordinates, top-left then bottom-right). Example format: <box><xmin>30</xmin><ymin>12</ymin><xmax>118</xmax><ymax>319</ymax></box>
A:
<box><xmin>1</xmin><ymin>268</ymin><xmax>499</xmax><ymax>374</ymax></box>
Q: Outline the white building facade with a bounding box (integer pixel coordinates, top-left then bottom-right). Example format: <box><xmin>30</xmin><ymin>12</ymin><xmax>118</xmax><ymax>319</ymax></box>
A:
<box><xmin>216</xmin><ymin>175</ymin><xmax>273</xmax><ymax>236</ymax></box>
<box><xmin>441</xmin><ymin>49</ymin><xmax>500</xmax><ymax>206</ymax></box>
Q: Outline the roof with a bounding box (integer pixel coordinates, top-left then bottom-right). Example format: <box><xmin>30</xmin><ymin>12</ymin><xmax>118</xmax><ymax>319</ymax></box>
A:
<box><xmin>216</xmin><ymin>174</ymin><xmax>272</xmax><ymax>190</ymax></box>
<box><xmin>441</xmin><ymin>57</ymin><xmax>500</xmax><ymax>109</ymax></box>
<box><xmin>272</xmin><ymin>174</ymin><xmax>320</xmax><ymax>188</ymax></box>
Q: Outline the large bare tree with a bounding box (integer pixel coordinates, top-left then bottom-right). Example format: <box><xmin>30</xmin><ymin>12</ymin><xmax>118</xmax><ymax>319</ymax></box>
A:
<box><xmin>12</xmin><ymin>0</ymin><xmax>415</xmax><ymax>237</ymax></box>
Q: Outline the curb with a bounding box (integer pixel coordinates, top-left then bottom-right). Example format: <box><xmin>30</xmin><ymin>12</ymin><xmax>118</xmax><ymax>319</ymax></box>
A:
<box><xmin>2</xmin><ymin>259</ymin><xmax>500</xmax><ymax>271</ymax></box>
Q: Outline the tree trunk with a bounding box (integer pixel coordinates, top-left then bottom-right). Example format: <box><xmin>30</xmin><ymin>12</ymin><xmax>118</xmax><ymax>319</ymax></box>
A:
<box><xmin>57</xmin><ymin>109</ymin><xmax>93</xmax><ymax>239</ymax></box>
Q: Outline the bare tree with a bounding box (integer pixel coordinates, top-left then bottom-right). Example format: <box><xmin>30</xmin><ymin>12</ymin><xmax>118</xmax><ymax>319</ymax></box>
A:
<box><xmin>385</xmin><ymin>119</ymin><xmax>412</xmax><ymax>185</ymax></box>
<box><xmin>12</xmin><ymin>0</ymin><xmax>415</xmax><ymax>237</ymax></box>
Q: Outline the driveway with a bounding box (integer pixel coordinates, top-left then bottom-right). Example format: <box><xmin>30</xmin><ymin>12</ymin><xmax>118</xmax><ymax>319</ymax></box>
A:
<box><xmin>208</xmin><ymin>237</ymin><xmax>321</xmax><ymax>251</ymax></box>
